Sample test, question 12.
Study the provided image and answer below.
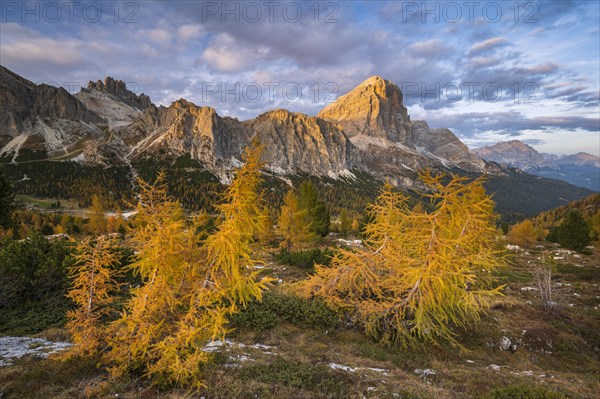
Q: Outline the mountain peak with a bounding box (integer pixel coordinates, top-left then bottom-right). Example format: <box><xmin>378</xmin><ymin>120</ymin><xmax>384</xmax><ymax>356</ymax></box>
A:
<box><xmin>557</xmin><ymin>152</ymin><xmax>600</xmax><ymax>168</ymax></box>
<box><xmin>317</xmin><ymin>76</ymin><xmax>411</xmax><ymax>143</ymax></box>
<box><xmin>478</xmin><ymin>140</ymin><xmax>538</xmax><ymax>153</ymax></box>
<box><xmin>505</xmin><ymin>140</ymin><xmax>533</xmax><ymax>149</ymax></box>
<box><xmin>85</xmin><ymin>76</ymin><xmax>152</xmax><ymax>111</ymax></box>
<box><xmin>472</xmin><ymin>140</ymin><xmax>557</xmax><ymax>171</ymax></box>
<box><xmin>361</xmin><ymin>75</ymin><xmax>387</xmax><ymax>85</ymax></box>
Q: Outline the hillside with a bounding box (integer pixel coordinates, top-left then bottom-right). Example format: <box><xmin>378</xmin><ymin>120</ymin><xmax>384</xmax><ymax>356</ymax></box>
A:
<box><xmin>1</xmin><ymin>238</ymin><xmax>599</xmax><ymax>399</ymax></box>
<box><xmin>531</xmin><ymin>193</ymin><xmax>600</xmax><ymax>230</ymax></box>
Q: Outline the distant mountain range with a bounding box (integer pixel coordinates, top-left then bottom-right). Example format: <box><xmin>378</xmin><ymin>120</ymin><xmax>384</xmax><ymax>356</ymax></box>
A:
<box><xmin>0</xmin><ymin>65</ymin><xmax>594</xmax><ymax>215</ymax></box>
<box><xmin>472</xmin><ymin>140</ymin><xmax>599</xmax><ymax>191</ymax></box>
<box><xmin>0</xmin><ymin>69</ymin><xmax>488</xmax><ymax>184</ymax></box>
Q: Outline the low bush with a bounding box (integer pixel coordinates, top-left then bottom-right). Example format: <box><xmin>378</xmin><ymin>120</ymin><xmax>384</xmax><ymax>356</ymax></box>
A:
<box><xmin>274</xmin><ymin>248</ymin><xmax>334</xmax><ymax>269</ymax></box>
<box><xmin>0</xmin><ymin>233</ymin><xmax>72</xmax><ymax>334</ymax></box>
<box><xmin>230</xmin><ymin>292</ymin><xmax>340</xmax><ymax>332</ymax></box>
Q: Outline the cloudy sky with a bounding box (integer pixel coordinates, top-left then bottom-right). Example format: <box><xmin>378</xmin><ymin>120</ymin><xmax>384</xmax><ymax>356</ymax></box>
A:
<box><xmin>1</xmin><ymin>0</ymin><xmax>599</xmax><ymax>155</ymax></box>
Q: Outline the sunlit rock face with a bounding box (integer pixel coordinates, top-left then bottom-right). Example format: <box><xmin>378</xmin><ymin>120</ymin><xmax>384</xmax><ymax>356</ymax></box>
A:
<box><xmin>318</xmin><ymin>76</ymin><xmax>412</xmax><ymax>144</ymax></box>
<box><xmin>116</xmin><ymin>99</ymin><xmax>250</xmax><ymax>169</ymax></box>
<box><xmin>0</xmin><ymin>65</ymin><xmax>105</xmax><ymax>157</ymax></box>
<box><xmin>245</xmin><ymin>109</ymin><xmax>356</xmax><ymax>177</ymax></box>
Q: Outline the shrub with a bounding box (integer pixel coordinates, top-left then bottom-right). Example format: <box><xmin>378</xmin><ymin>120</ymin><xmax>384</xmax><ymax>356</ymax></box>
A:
<box><xmin>507</xmin><ymin>220</ymin><xmax>537</xmax><ymax>246</ymax></box>
<box><xmin>274</xmin><ymin>248</ymin><xmax>334</xmax><ymax>269</ymax></box>
<box><xmin>0</xmin><ymin>232</ymin><xmax>72</xmax><ymax>334</ymax></box>
<box><xmin>555</xmin><ymin>210</ymin><xmax>591</xmax><ymax>251</ymax></box>
<box><xmin>230</xmin><ymin>292</ymin><xmax>340</xmax><ymax>332</ymax></box>
<box><xmin>532</xmin><ymin>253</ymin><xmax>559</xmax><ymax>311</ymax></box>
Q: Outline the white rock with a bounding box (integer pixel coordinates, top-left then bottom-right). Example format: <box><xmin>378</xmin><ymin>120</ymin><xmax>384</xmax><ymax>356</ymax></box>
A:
<box><xmin>0</xmin><ymin>336</ymin><xmax>71</xmax><ymax>367</ymax></box>
<box><xmin>521</xmin><ymin>286</ymin><xmax>538</xmax><ymax>291</ymax></box>
<box><xmin>414</xmin><ymin>368</ymin><xmax>436</xmax><ymax>378</ymax></box>
<box><xmin>330</xmin><ymin>363</ymin><xmax>356</xmax><ymax>372</ymax></box>
<box><xmin>499</xmin><ymin>336</ymin><xmax>512</xmax><ymax>351</ymax></box>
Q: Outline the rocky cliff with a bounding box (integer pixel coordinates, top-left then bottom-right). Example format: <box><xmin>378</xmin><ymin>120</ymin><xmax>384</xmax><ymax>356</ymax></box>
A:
<box><xmin>411</xmin><ymin>120</ymin><xmax>485</xmax><ymax>170</ymax></box>
<box><xmin>318</xmin><ymin>76</ymin><xmax>412</xmax><ymax>143</ymax></box>
<box><xmin>0</xmin><ymin>65</ymin><xmax>105</xmax><ymax>157</ymax></box>
<box><xmin>117</xmin><ymin>99</ymin><xmax>249</xmax><ymax>170</ymax></box>
<box><xmin>85</xmin><ymin>77</ymin><xmax>152</xmax><ymax>111</ymax></box>
<box><xmin>245</xmin><ymin>109</ymin><xmax>356</xmax><ymax>177</ymax></box>
<box><xmin>2</xmin><ymin>67</ymin><xmax>493</xmax><ymax>186</ymax></box>
<box><xmin>0</xmin><ymin>66</ymin><xmax>104</xmax><ymax>141</ymax></box>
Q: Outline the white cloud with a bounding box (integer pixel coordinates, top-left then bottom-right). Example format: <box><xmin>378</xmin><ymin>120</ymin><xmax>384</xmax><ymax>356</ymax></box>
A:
<box><xmin>200</xmin><ymin>33</ymin><xmax>270</xmax><ymax>73</ymax></box>
<box><xmin>470</xmin><ymin>57</ymin><xmax>498</xmax><ymax>68</ymax></box>
<box><xmin>0</xmin><ymin>24</ymin><xmax>87</xmax><ymax>68</ymax></box>
<box><xmin>469</xmin><ymin>37</ymin><xmax>508</xmax><ymax>54</ymax></box>
<box><xmin>145</xmin><ymin>28</ymin><xmax>172</xmax><ymax>44</ymax></box>
<box><xmin>177</xmin><ymin>24</ymin><xmax>203</xmax><ymax>40</ymax></box>
<box><xmin>409</xmin><ymin>39</ymin><xmax>453</xmax><ymax>58</ymax></box>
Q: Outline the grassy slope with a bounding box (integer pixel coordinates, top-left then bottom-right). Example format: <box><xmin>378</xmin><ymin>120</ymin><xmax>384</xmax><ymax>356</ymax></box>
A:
<box><xmin>1</xmin><ymin>241</ymin><xmax>598</xmax><ymax>399</ymax></box>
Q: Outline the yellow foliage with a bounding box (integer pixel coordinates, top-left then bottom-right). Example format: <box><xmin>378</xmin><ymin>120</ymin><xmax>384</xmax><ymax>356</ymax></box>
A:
<box><xmin>65</xmin><ymin>235</ymin><xmax>120</xmax><ymax>357</ymax></box>
<box><xmin>204</xmin><ymin>140</ymin><xmax>274</xmax><ymax>308</ymax></box>
<box><xmin>507</xmin><ymin>219</ymin><xmax>538</xmax><ymax>246</ymax></box>
<box><xmin>106</xmin><ymin>216</ymin><xmax>121</xmax><ymax>234</ymax></box>
<box><xmin>88</xmin><ymin>194</ymin><xmax>107</xmax><ymax>234</ymax></box>
<box><xmin>106</xmin><ymin>142</ymin><xmax>272</xmax><ymax>388</ymax></box>
<box><xmin>296</xmin><ymin>170</ymin><xmax>505</xmax><ymax>346</ymax></box>
<box><xmin>277</xmin><ymin>189</ymin><xmax>314</xmax><ymax>251</ymax></box>
<box><xmin>0</xmin><ymin>228</ymin><xmax>13</xmax><ymax>242</ymax></box>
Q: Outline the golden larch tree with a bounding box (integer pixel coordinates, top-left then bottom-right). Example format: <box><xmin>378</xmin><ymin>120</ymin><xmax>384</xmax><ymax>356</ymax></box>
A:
<box><xmin>88</xmin><ymin>194</ymin><xmax>107</xmax><ymax>234</ymax></box>
<box><xmin>351</xmin><ymin>219</ymin><xmax>360</xmax><ymax>233</ymax></box>
<box><xmin>107</xmin><ymin>142</ymin><xmax>272</xmax><ymax>388</ymax></box>
<box><xmin>507</xmin><ymin>219</ymin><xmax>538</xmax><ymax>246</ymax></box>
<box><xmin>277</xmin><ymin>189</ymin><xmax>314</xmax><ymax>252</ymax></box>
<box><xmin>106</xmin><ymin>171</ymin><xmax>206</xmax><ymax>386</ymax></box>
<box><xmin>65</xmin><ymin>235</ymin><xmax>120</xmax><ymax>357</ymax></box>
<box><xmin>297</xmin><ymin>170</ymin><xmax>505</xmax><ymax>346</ymax></box>
<box><xmin>203</xmin><ymin>140</ymin><xmax>274</xmax><ymax>309</ymax></box>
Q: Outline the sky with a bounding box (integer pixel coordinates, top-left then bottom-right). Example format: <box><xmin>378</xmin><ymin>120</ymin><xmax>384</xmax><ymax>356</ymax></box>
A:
<box><xmin>1</xmin><ymin>0</ymin><xmax>599</xmax><ymax>155</ymax></box>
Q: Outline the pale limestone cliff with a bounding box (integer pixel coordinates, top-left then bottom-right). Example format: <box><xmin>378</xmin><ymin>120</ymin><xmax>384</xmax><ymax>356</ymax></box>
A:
<box><xmin>318</xmin><ymin>76</ymin><xmax>412</xmax><ymax>143</ymax></box>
